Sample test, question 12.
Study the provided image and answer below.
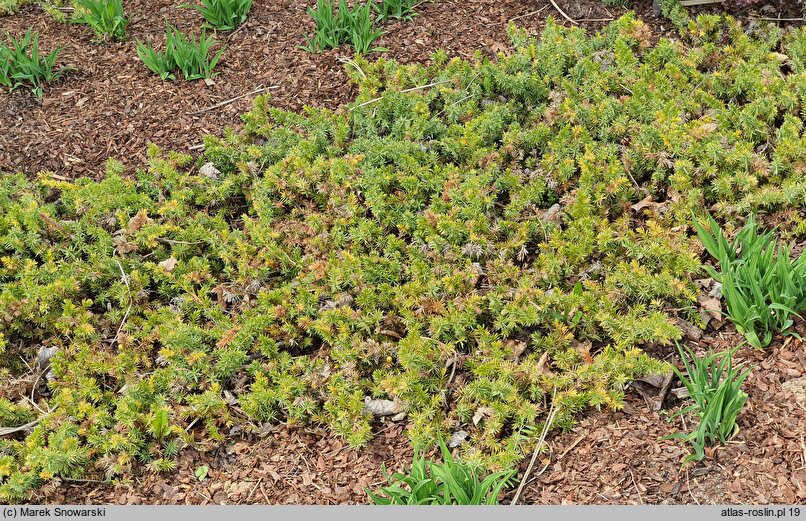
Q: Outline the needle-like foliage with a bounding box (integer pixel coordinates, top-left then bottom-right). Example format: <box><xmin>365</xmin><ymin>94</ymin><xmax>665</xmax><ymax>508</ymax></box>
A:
<box><xmin>3</xmin><ymin>13</ymin><xmax>806</xmax><ymax>500</ymax></box>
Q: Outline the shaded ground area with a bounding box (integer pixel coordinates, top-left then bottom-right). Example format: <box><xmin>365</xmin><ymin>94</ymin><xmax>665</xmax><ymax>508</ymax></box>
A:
<box><xmin>3</xmin><ymin>0</ymin><xmax>800</xmax><ymax>178</ymax></box>
<box><xmin>36</xmin><ymin>324</ymin><xmax>806</xmax><ymax>505</ymax></box>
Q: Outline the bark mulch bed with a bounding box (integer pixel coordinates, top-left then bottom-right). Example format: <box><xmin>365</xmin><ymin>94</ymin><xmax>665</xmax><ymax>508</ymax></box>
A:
<box><xmin>4</xmin><ymin>0</ymin><xmax>800</xmax><ymax>179</ymax></box>
<box><xmin>38</xmin><ymin>423</ymin><xmax>415</xmax><ymax>505</ymax></box>
<box><xmin>34</xmin><ymin>323</ymin><xmax>806</xmax><ymax>505</ymax></box>
<box><xmin>5</xmin><ymin>0</ymin><xmax>806</xmax><ymax>506</ymax></box>
<box><xmin>519</xmin><ymin>325</ymin><xmax>806</xmax><ymax>505</ymax></box>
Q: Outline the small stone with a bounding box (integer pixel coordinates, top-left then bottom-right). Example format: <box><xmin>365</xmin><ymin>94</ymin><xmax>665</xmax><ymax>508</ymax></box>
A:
<box><xmin>363</xmin><ymin>397</ymin><xmax>405</xmax><ymax>417</ymax></box>
<box><xmin>448</xmin><ymin>430</ymin><xmax>469</xmax><ymax>448</ymax></box>
<box><xmin>200</xmin><ymin>162</ymin><xmax>221</xmax><ymax>180</ymax></box>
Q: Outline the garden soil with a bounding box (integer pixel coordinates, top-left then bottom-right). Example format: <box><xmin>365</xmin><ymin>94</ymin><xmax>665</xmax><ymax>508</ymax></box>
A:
<box><xmin>2</xmin><ymin>0</ymin><xmax>805</xmax><ymax>506</ymax></box>
<box><xmin>1</xmin><ymin>0</ymin><xmax>801</xmax><ymax>179</ymax></box>
<box><xmin>36</xmin><ymin>325</ymin><xmax>806</xmax><ymax>504</ymax></box>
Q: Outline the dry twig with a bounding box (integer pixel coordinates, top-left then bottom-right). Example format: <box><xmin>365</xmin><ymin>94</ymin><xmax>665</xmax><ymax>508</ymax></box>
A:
<box><xmin>558</xmin><ymin>433</ymin><xmax>586</xmax><ymax>460</ymax></box>
<box><xmin>685</xmin><ymin>468</ymin><xmax>700</xmax><ymax>505</ymax></box>
<box><xmin>630</xmin><ymin>469</ymin><xmax>644</xmax><ymax>504</ymax></box>
<box><xmin>0</xmin><ymin>417</ymin><xmax>42</xmax><ymax>437</ymax></box>
<box><xmin>485</xmin><ymin>5</ymin><xmax>550</xmax><ymax>26</ymax></box>
<box><xmin>112</xmin><ymin>259</ymin><xmax>132</xmax><ymax>347</ymax></box>
<box><xmin>245</xmin><ymin>478</ymin><xmax>263</xmax><ymax>502</ymax></box>
<box><xmin>547</xmin><ymin>0</ymin><xmax>578</xmax><ymax>25</ymax></box>
<box><xmin>226</xmin><ymin>21</ymin><xmax>249</xmax><ymax>41</ymax></box>
<box><xmin>188</xmin><ymin>85</ymin><xmax>280</xmax><ymax>116</ymax></box>
<box><xmin>337</xmin><ymin>57</ymin><xmax>367</xmax><ymax>80</ymax></box>
<box><xmin>259</xmin><ymin>481</ymin><xmax>270</xmax><ymax>503</ymax></box>
<box><xmin>749</xmin><ymin>16</ymin><xmax>803</xmax><ymax>22</ymax></box>
<box><xmin>350</xmin><ymin>80</ymin><xmax>454</xmax><ymax>111</ymax></box>
<box><xmin>511</xmin><ymin>388</ymin><xmax>557</xmax><ymax>505</ymax></box>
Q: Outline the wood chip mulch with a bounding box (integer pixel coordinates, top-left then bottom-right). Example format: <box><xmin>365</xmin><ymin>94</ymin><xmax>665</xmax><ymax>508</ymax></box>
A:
<box><xmin>34</xmin><ymin>323</ymin><xmax>806</xmax><ymax>505</ymax></box>
<box><xmin>516</xmin><ymin>324</ymin><xmax>806</xmax><ymax>505</ymax></box>
<box><xmin>40</xmin><ymin>423</ymin><xmax>415</xmax><ymax>505</ymax></box>
<box><xmin>1</xmin><ymin>0</ymin><xmax>677</xmax><ymax>179</ymax></box>
<box><xmin>5</xmin><ymin>0</ymin><xmax>806</xmax><ymax>506</ymax></box>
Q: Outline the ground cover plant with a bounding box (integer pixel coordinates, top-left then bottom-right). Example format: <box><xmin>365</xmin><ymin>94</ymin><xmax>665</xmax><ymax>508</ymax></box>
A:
<box><xmin>136</xmin><ymin>22</ymin><xmax>225</xmax><ymax>81</ymax></box>
<box><xmin>72</xmin><ymin>0</ymin><xmax>128</xmax><ymax>42</ymax></box>
<box><xmin>181</xmin><ymin>0</ymin><xmax>253</xmax><ymax>33</ymax></box>
<box><xmin>666</xmin><ymin>345</ymin><xmax>751</xmax><ymax>464</ymax></box>
<box><xmin>694</xmin><ymin>214</ymin><xmax>806</xmax><ymax>349</ymax></box>
<box><xmin>0</xmin><ymin>28</ymin><xmax>67</xmax><ymax>98</ymax></box>
<box><xmin>2</xmin><ymin>13</ymin><xmax>806</xmax><ymax>501</ymax></box>
<box><xmin>0</xmin><ymin>0</ymin><xmax>34</xmax><ymax>15</ymax></box>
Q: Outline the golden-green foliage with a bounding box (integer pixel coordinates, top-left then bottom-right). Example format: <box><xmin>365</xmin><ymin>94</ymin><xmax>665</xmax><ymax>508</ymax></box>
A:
<box><xmin>0</xmin><ymin>0</ymin><xmax>71</xmax><ymax>17</ymax></box>
<box><xmin>0</xmin><ymin>0</ymin><xmax>33</xmax><ymax>15</ymax></box>
<box><xmin>2</xmin><ymin>14</ymin><xmax>806</xmax><ymax>500</ymax></box>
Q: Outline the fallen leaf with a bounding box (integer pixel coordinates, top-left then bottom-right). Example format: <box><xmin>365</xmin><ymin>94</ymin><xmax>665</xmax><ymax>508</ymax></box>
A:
<box><xmin>631</xmin><ymin>194</ymin><xmax>656</xmax><ymax>213</ymax></box>
<box><xmin>542</xmin><ymin>203</ymin><xmax>562</xmax><ymax>224</ymax></box>
<box><xmin>572</xmin><ymin>340</ymin><xmax>593</xmax><ymax>364</ymax></box>
<box><xmin>537</xmin><ymin>351</ymin><xmax>554</xmax><ymax>376</ymax></box>
<box><xmin>113</xmin><ymin>235</ymin><xmax>137</xmax><ymax>254</ymax></box>
<box><xmin>504</xmin><ymin>340</ymin><xmax>527</xmax><ymax>361</ymax></box>
<box><xmin>158</xmin><ymin>256</ymin><xmax>178</xmax><ymax>272</ymax></box>
<box><xmin>448</xmin><ymin>430</ymin><xmax>469</xmax><ymax>448</ymax></box>
<box><xmin>128</xmin><ymin>209</ymin><xmax>153</xmax><ymax>233</ymax></box>
<box><xmin>629</xmin><ymin>372</ymin><xmax>673</xmax><ymax>411</ymax></box>
<box><xmin>472</xmin><ymin>406</ymin><xmax>494</xmax><ymax>426</ymax></box>
<box><xmin>698</xmin><ymin>295</ymin><xmax>723</xmax><ymax>326</ymax></box>
<box><xmin>200</xmin><ymin>162</ymin><xmax>221</xmax><ymax>180</ymax></box>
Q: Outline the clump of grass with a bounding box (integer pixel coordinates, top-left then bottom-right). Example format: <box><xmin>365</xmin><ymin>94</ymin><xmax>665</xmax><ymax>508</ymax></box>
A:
<box><xmin>181</xmin><ymin>0</ymin><xmax>253</xmax><ymax>32</ymax></box>
<box><xmin>367</xmin><ymin>439</ymin><xmax>516</xmax><ymax>505</ymax></box>
<box><xmin>302</xmin><ymin>0</ymin><xmax>340</xmax><ymax>51</ymax></box>
<box><xmin>374</xmin><ymin>0</ymin><xmax>419</xmax><ymax>21</ymax></box>
<box><xmin>73</xmin><ymin>0</ymin><xmax>129</xmax><ymax>42</ymax></box>
<box><xmin>694</xmin><ymin>213</ymin><xmax>806</xmax><ymax>349</ymax></box>
<box><xmin>666</xmin><ymin>344</ymin><xmax>751</xmax><ymax>464</ymax></box>
<box><xmin>136</xmin><ymin>22</ymin><xmax>225</xmax><ymax>81</ymax></box>
<box><xmin>0</xmin><ymin>29</ymin><xmax>69</xmax><ymax>98</ymax></box>
<box><xmin>302</xmin><ymin>0</ymin><xmax>385</xmax><ymax>54</ymax></box>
